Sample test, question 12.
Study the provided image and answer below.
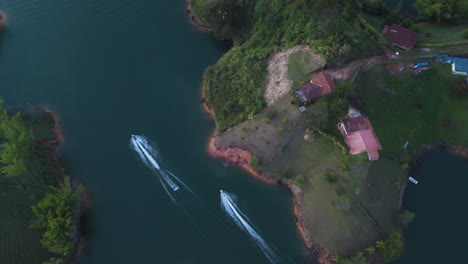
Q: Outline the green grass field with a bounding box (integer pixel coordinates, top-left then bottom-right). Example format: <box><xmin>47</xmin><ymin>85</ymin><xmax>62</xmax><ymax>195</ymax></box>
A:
<box><xmin>0</xmin><ymin>184</ymin><xmax>50</xmax><ymax>263</ymax></box>
<box><xmin>416</xmin><ymin>22</ymin><xmax>468</xmax><ymax>44</ymax></box>
<box><xmin>360</xmin><ymin>63</ymin><xmax>468</xmax><ymax>158</ymax></box>
<box><xmin>265</xmin><ymin>133</ymin><xmax>403</xmax><ymax>255</ymax></box>
<box><xmin>288</xmin><ymin>50</ymin><xmax>321</xmax><ymax>91</ymax></box>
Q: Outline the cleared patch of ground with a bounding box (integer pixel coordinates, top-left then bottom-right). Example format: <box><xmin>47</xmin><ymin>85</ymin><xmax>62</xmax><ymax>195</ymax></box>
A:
<box><xmin>215</xmin><ymin>95</ymin><xmax>305</xmax><ymax>163</ymax></box>
<box><xmin>264</xmin><ymin>45</ymin><xmax>323</xmax><ymax>106</ymax></box>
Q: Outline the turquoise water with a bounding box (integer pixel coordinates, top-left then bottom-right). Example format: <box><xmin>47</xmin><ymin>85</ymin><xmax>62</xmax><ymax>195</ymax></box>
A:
<box><xmin>0</xmin><ymin>0</ymin><xmax>307</xmax><ymax>263</ymax></box>
<box><xmin>393</xmin><ymin>149</ymin><xmax>468</xmax><ymax>264</ymax></box>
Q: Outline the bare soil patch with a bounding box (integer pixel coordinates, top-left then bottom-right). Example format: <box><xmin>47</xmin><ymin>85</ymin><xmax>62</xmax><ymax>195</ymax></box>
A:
<box><xmin>264</xmin><ymin>46</ymin><xmax>323</xmax><ymax>106</ymax></box>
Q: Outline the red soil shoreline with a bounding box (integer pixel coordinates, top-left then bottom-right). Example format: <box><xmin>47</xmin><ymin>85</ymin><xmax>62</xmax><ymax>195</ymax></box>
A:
<box><xmin>202</xmin><ymin>87</ymin><xmax>335</xmax><ymax>263</ymax></box>
<box><xmin>200</xmin><ymin>79</ymin><xmax>335</xmax><ymax>261</ymax></box>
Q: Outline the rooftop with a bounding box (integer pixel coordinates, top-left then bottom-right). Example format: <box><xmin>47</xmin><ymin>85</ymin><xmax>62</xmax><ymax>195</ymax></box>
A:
<box><xmin>452</xmin><ymin>57</ymin><xmax>468</xmax><ymax>73</ymax></box>
<box><xmin>382</xmin><ymin>24</ymin><xmax>418</xmax><ymax>50</ymax></box>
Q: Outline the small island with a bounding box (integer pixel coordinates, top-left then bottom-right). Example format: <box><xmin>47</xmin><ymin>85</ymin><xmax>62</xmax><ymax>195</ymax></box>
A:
<box><xmin>0</xmin><ymin>101</ymin><xmax>87</xmax><ymax>264</ymax></box>
<box><xmin>188</xmin><ymin>0</ymin><xmax>468</xmax><ymax>263</ymax></box>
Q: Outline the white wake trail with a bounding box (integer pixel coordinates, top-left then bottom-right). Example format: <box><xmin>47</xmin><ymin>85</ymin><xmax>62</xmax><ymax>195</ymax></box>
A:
<box><xmin>220</xmin><ymin>190</ymin><xmax>280</xmax><ymax>264</ymax></box>
<box><xmin>130</xmin><ymin>135</ymin><xmax>200</xmax><ymax>203</ymax></box>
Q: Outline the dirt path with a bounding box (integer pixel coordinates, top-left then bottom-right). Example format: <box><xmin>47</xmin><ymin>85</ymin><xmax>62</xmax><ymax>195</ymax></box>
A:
<box><xmin>264</xmin><ymin>45</ymin><xmax>323</xmax><ymax>106</ymax></box>
<box><xmin>327</xmin><ymin>56</ymin><xmax>383</xmax><ymax>81</ymax></box>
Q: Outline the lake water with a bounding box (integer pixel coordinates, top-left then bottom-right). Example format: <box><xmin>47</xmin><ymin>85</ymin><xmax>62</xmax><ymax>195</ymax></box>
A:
<box><xmin>1</xmin><ymin>1</ymin><xmax>466</xmax><ymax>264</ymax></box>
<box><xmin>0</xmin><ymin>0</ymin><xmax>307</xmax><ymax>263</ymax></box>
<box><xmin>393</xmin><ymin>149</ymin><xmax>468</xmax><ymax>264</ymax></box>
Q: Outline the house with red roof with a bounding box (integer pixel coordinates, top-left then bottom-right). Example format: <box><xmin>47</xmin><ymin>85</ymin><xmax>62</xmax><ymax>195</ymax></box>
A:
<box><xmin>382</xmin><ymin>24</ymin><xmax>418</xmax><ymax>50</ymax></box>
<box><xmin>296</xmin><ymin>71</ymin><xmax>335</xmax><ymax>104</ymax></box>
<box><xmin>337</xmin><ymin>115</ymin><xmax>382</xmax><ymax>160</ymax></box>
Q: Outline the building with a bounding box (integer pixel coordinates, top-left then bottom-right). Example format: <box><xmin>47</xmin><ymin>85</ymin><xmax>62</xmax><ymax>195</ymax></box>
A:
<box><xmin>451</xmin><ymin>57</ymin><xmax>468</xmax><ymax>76</ymax></box>
<box><xmin>338</xmin><ymin>116</ymin><xmax>382</xmax><ymax>160</ymax></box>
<box><xmin>296</xmin><ymin>72</ymin><xmax>335</xmax><ymax>104</ymax></box>
<box><xmin>382</xmin><ymin>24</ymin><xmax>418</xmax><ymax>50</ymax></box>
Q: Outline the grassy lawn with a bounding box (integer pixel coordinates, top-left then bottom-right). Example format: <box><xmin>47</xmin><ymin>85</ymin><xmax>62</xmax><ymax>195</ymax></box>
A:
<box><xmin>360</xmin><ymin>63</ymin><xmax>468</xmax><ymax>158</ymax></box>
<box><xmin>416</xmin><ymin>22</ymin><xmax>468</xmax><ymax>44</ymax></box>
<box><xmin>265</xmin><ymin>133</ymin><xmax>402</xmax><ymax>255</ymax></box>
<box><xmin>288</xmin><ymin>50</ymin><xmax>321</xmax><ymax>91</ymax></box>
<box><xmin>0</xmin><ymin>184</ymin><xmax>50</xmax><ymax>263</ymax></box>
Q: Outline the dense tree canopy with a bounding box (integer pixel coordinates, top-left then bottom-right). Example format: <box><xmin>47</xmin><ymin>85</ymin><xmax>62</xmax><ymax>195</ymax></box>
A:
<box><xmin>193</xmin><ymin>0</ymin><xmax>378</xmax><ymax>130</ymax></box>
<box><xmin>0</xmin><ymin>105</ymin><xmax>33</xmax><ymax>177</ymax></box>
<box><xmin>415</xmin><ymin>0</ymin><xmax>468</xmax><ymax>22</ymax></box>
<box><xmin>31</xmin><ymin>188</ymin><xmax>79</xmax><ymax>262</ymax></box>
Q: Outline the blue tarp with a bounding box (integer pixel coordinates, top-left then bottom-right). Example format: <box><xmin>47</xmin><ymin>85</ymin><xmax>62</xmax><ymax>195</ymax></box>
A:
<box><xmin>412</xmin><ymin>62</ymin><xmax>429</xmax><ymax>68</ymax></box>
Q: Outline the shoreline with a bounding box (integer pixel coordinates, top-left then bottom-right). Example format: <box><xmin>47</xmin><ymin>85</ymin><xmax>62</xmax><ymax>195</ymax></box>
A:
<box><xmin>202</xmin><ymin>91</ymin><xmax>334</xmax><ymax>264</ymax></box>
<box><xmin>200</xmin><ymin>81</ymin><xmax>336</xmax><ymax>263</ymax></box>
<box><xmin>40</xmin><ymin>108</ymin><xmax>89</xmax><ymax>263</ymax></box>
<box><xmin>185</xmin><ymin>0</ymin><xmax>212</xmax><ymax>32</ymax></box>
<box><xmin>189</xmin><ymin>2</ymin><xmax>332</xmax><ymax>261</ymax></box>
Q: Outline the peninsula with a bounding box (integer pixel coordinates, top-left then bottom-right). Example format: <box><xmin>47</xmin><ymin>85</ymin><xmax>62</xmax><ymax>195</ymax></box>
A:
<box><xmin>188</xmin><ymin>0</ymin><xmax>468</xmax><ymax>263</ymax></box>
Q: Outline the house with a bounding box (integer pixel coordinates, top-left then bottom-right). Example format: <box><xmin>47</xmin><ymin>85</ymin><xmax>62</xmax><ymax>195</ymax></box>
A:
<box><xmin>296</xmin><ymin>71</ymin><xmax>335</xmax><ymax>104</ymax></box>
<box><xmin>451</xmin><ymin>57</ymin><xmax>468</xmax><ymax>76</ymax></box>
<box><xmin>337</xmin><ymin>115</ymin><xmax>382</xmax><ymax>160</ymax></box>
<box><xmin>382</xmin><ymin>24</ymin><xmax>418</xmax><ymax>50</ymax></box>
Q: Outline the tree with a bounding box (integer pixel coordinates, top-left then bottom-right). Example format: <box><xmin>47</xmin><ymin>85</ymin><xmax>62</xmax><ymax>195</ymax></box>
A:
<box><xmin>0</xmin><ymin>111</ymin><xmax>34</xmax><ymax>176</ymax></box>
<box><xmin>414</xmin><ymin>0</ymin><xmax>468</xmax><ymax>23</ymax></box>
<box><xmin>304</xmin><ymin>100</ymin><xmax>329</xmax><ymax>130</ymax></box>
<box><xmin>377</xmin><ymin>232</ymin><xmax>405</xmax><ymax>263</ymax></box>
<box><xmin>400</xmin><ymin>210</ymin><xmax>415</xmax><ymax>227</ymax></box>
<box><xmin>366</xmin><ymin>245</ymin><xmax>376</xmax><ymax>255</ymax></box>
<box><xmin>31</xmin><ymin>189</ymin><xmax>79</xmax><ymax>257</ymax></box>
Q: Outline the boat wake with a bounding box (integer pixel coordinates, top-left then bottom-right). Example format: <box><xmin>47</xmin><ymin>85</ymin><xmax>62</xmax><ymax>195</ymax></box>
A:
<box><xmin>220</xmin><ymin>190</ymin><xmax>289</xmax><ymax>264</ymax></box>
<box><xmin>130</xmin><ymin>134</ymin><xmax>194</xmax><ymax>203</ymax></box>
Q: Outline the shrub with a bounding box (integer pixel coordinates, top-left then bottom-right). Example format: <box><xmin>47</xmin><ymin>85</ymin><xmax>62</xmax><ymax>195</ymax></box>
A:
<box><xmin>424</xmin><ymin>31</ymin><xmax>432</xmax><ymax>38</ymax></box>
<box><xmin>410</xmin><ymin>24</ymin><xmax>421</xmax><ymax>33</ymax></box>
<box><xmin>400</xmin><ymin>210</ymin><xmax>415</xmax><ymax>227</ymax></box>
<box><xmin>401</xmin><ymin>18</ymin><xmax>413</xmax><ymax>28</ymax></box>
<box><xmin>295</xmin><ymin>177</ymin><xmax>304</xmax><ymax>186</ymax></box>
<box><xmin>323</xmin><ymin>170</ymin><xmax>337</xmax><ymax>183</ymax></box>
<box><xmin>250</xmin><ymin>155</ymin><xmax>261</xmax><ymax>170</ymax></box>
<box><xmin>276</xmin><ymin>146</ymin><xmax>283</xmax><ymax>155</ymax></box>
<box><xmin>376</xmin><ymin>232</ymin><xmax>405</xmax><ymax>263</ymax></box>
<box><xmin>280</xmin><ymin>167</ymin><xmax>294</xmax><ymax>179</ymax></box>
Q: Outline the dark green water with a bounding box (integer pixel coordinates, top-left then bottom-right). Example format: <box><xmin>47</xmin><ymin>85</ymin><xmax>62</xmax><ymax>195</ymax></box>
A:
<box><xmin>0</xmin><ymin>0</ymin><xmax>308</xmax><ymax>263</ymax></box>
<box><xmin>393</xmin><ymin>149</ymin><xmax>468</xmax><ymax>264</ymax></box>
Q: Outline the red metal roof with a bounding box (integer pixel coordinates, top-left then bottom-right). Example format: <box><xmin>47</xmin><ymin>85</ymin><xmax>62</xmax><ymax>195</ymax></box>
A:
<box><xmin>383</xmin><ymin>24</ymin><xmax>418</xmax><ymax>50</ymax></box>
<box><xmin>311</xmin><ymin>72</ymin><xmax>336</xmax><ymax>95</ymax></box>
<box><xmin>339</xmin><ymin>117</ymin><xmax>382</xmax><ymax>159</ymax></box>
